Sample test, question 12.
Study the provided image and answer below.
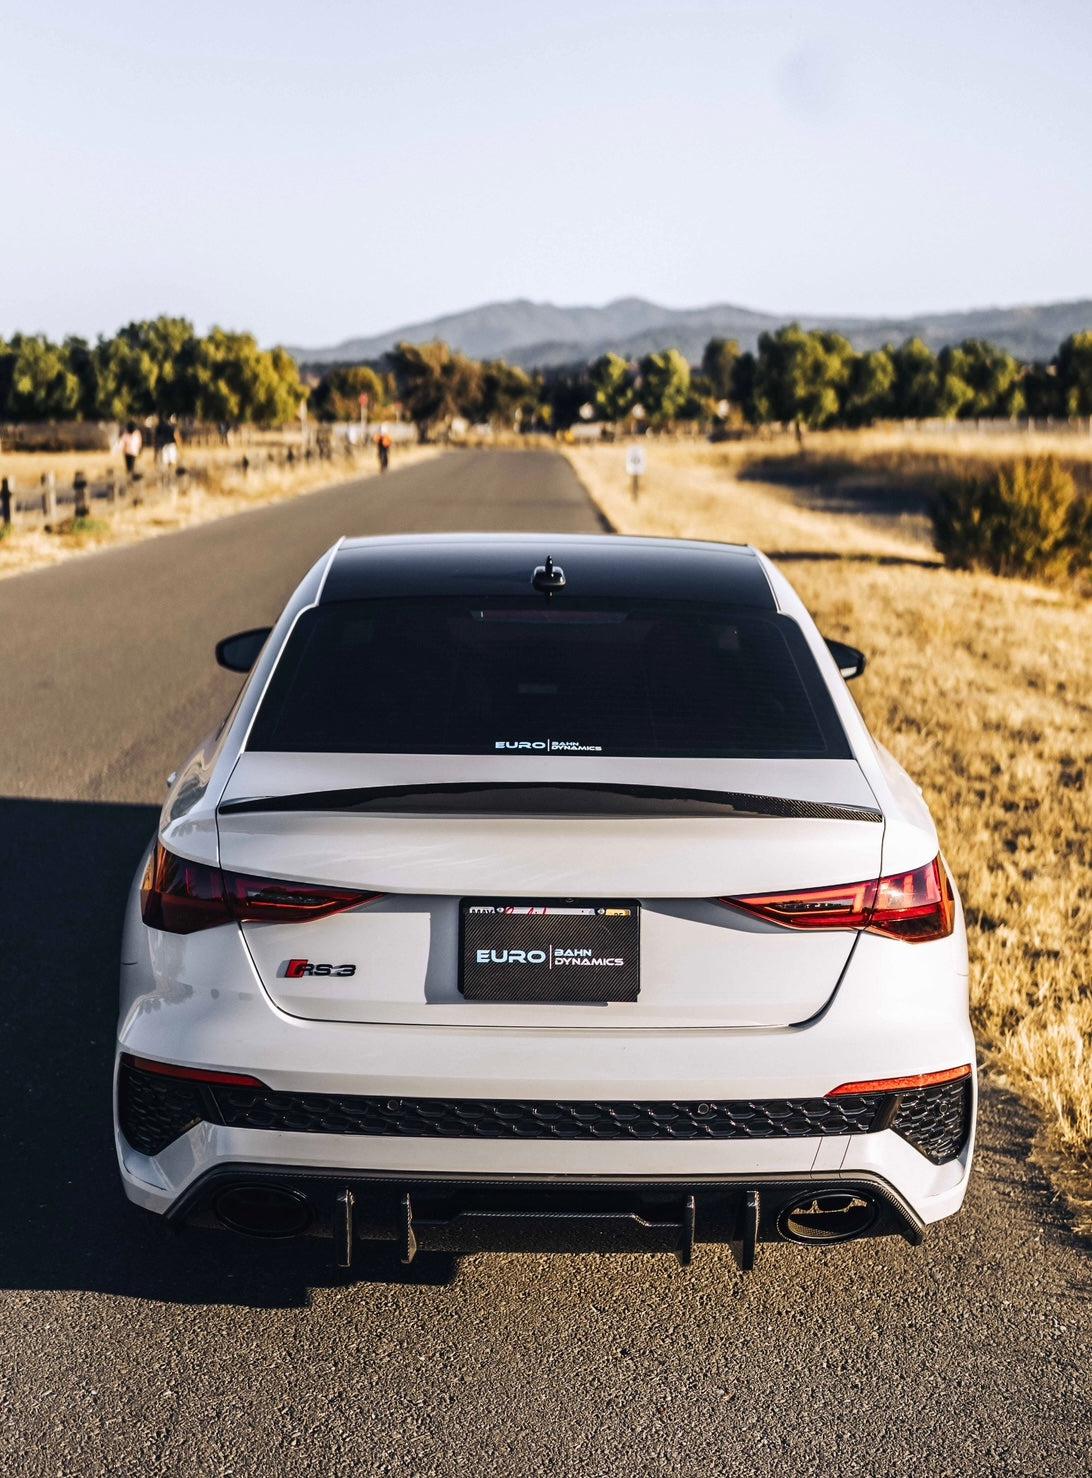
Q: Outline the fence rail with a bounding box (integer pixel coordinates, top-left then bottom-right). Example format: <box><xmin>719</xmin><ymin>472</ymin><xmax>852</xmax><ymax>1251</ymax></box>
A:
<box><xmin>0</xmin><ymin>435</ymin><xmax>380</xmax><ymax>533</ymax></box>
<box><xmin>0</xmin><ymin>468</ymin><xmax>198</xmax><ymax>529</ymax></box>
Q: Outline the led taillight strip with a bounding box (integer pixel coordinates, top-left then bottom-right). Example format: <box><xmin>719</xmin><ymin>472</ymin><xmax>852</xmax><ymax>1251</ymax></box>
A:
<box><xmin>721</xmin><ymin>856</ymin><xmax>956</xmax><ymax>943</ymax></box>
<box><xmin>827</xmin><ymin>1064</ymin><xmax>972</xmax><ymax>1097</ymax></box>
<box><xmin>141</xmin><ymin>843</ymin><xmax>383</xmax><ymax>934</ymax></box>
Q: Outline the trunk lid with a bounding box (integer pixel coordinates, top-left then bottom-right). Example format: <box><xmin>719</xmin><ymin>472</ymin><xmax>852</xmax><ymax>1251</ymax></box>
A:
<box><xmin>217</xmin><ymin>753</ymin><xmax>883</xmax><ymax>1029</ymax></box>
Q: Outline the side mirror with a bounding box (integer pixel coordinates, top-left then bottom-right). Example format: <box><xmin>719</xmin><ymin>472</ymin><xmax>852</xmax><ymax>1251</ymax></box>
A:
<box><xmin>215</xmin><ymin>627</ymin><xmax>272</xmax><ymax>673</ymax></box>
<box><xmin>824</xmin><ymin>637</ymin><xmax>867</xmax><ymax>681</ymax></box>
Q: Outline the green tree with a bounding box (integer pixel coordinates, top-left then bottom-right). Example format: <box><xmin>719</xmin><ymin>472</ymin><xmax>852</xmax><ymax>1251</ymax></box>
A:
<box><xmin>5</xmin><ymin>335</ymin><xmax>81</xmax><ymax>419</ymax></box>
<box><xmin>537</xmin><ymin>365</ymin><xmax>595</xmax><ymax>429</ymax></box>
<box><xmin>63</xmin><ymin>336</ymin><xmax>100</xmax><ymax>418</ymax></box>
<box><xmin>262</xmin><ymin>346</ymin><xmax>306</xmax><ymax>424</ymax></box>
<box><xmin>388</xmin><ymin>341</ymin><xmax>482</xmax><ymax>437</ymax></box>
<box><xmin>193</xmin><ymin>330</ymin><xmax>302</xmax><ymax>426</ymax></box>
<box><xmin>478</xmin><ymin>360</ymin><xmax>534</xmax><ymax>428</ymax></box>
<box><xmin>731</xmin><ymin>351</ymin><xmax>758</xmax><ymax>423</ymax></box>
<box><xmin>843</xmin><ymin>347</ymin><xmax>895</xmax><ymax>426</ymax></box>
<box><xmin>92</xmin><ymin>316</ymin><xmax>200</xmax><ymax>419</ymax></box>
<box><xmin>890</xmin><ymin>338</ymin><xmax>942</xmax><ymax>419</ymax></box>
<box><xmin>700</xmin><ymin>337</ymin><xmax>741</xmax><ymax>402</ymax></box>
<box><xmin>638</xmin><ymin>348</ymin><xmax>691</xmax><ymax>425</ymax></box>
<box><xmin>92</xmin><ymin>334</ymin><xmax>149</xmax><ymax>420</ymax></box>
<box><xmin>588</xmin><ymin>353</ymin><xmax>635</xmax><ymax>421</ymax></box>
<box><xmin>1023</xmin><ymin>362</ymin><xmax>1062</xmax><ymax>419</ymax></box>
<box><xmin>754</xmin><ymin>325</ymin><xmax>852</xmax><ymax>428</ymax></box>
<box><xmin>388</xmin><ymin>341</ymin><xmax>447</xmax><ymax>432</ymax></box>
<box><xmin>937</xmin><ymin>346</ymin><xmax>976</xmax><ymax>420</ymax></box>
<box><xmin>0</xmin><ymin>338</ymin><xmax>15</xmax><ymax>418</ymax></box>
<box><xmin>940</xmin><ymin>339</ymin><xmax>1024</xmax><ymax>419</ymax></box>
<box><xmin>310</xmin><ymin>364</ymin><xmax>388</xmax><ymax>422</ymax></box>
<box><xmin>1057</xmin><ymin>331</ymin><xmax>1092</xmax><ymax>415</ymax></box>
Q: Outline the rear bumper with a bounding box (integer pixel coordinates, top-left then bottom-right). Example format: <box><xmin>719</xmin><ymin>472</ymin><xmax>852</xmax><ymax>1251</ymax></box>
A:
<box><xmin>117</xmin><ymin>1099</ymin><xmax>975</xmax><ymax>1240</ymax></box>
<box><xmin>159</xmin><ymin>1164</ymin><xmax>927</xmax><ymax>1271</ymax></box>
<box><xmin>117</xmin><ymin>886</ymin><xmax>975</xmax><ymax>1234</ymax></box>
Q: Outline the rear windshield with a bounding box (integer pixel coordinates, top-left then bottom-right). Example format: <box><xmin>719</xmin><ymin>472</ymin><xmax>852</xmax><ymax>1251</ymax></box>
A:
<box><xmin>246</xmin><ymin>598</ymin><xmax>849</xmax><ymax>759</ymax></box>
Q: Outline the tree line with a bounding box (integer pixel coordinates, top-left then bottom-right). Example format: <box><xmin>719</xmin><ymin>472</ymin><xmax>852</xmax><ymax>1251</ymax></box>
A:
<box><xmin>0</xmin><ymin>318</ymin><xmax>303</xmax><ymax>426</ymax></box>
<box><xmin>3</xmin><ymin>315</ymin><xmax>1092</xmax><ymax>433</ymax></box>
<box><xmin>349</xmin><ymin>328</ymin><xmax>1092</xmax><ymax>436</ymax></box>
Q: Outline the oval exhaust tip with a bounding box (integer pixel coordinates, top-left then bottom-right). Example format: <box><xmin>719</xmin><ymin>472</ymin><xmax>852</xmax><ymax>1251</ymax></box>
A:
<box><xmin>213</xmin><ymin>1184</ymin><xmax>313</xmax><ymax>1239</ymax></box>
<box><xmin>777</xmin><ymin>1191</ymin><xmax>877</xmax><ymax>1244</ymax></box>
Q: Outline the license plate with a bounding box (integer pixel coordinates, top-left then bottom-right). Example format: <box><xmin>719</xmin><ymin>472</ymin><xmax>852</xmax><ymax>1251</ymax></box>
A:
<box><xmin>459</xmin><ymin>900</ymin><xmax>640</xmax><ymax>1003</ymax></box>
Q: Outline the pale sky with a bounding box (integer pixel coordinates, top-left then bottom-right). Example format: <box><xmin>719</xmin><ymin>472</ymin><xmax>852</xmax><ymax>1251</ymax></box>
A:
<box><xmin>2</xmin><ymin>0</ymin><xmax>1089</xmax><ymax>346</ymax></box>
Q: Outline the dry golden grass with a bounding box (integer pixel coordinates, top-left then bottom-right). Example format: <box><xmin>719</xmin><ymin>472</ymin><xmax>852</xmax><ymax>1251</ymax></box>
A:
<box><xmin>0</xmin><ymin>444</ymin><xmax>437</xmax><ymax>579</ymax></box>
<box><xmin>567</xmin><ymin>441</ymin><xmax>1092</xmax><ymax>1236</ymax></box>
<box><xmin>762</xmin><ymin>422</ymin><xmax>1092</xmax><ymax>466</ymax></box>
<box><xmin>704</xmin><ymin>425</ymin><xmax>1092</xmax><ymax>530</ymax></box>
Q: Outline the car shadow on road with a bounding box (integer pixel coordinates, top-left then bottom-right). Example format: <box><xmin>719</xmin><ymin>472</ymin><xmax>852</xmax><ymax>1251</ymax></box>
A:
<box><xmin>2</xmin><ymin>797</ymin><xmax>1085</xmax><ymax>1309</ymax></box>
<box><xmin>0</xmin><ymin>797</ymin><xmax>456</xmax><ymax>1307</ymax></box>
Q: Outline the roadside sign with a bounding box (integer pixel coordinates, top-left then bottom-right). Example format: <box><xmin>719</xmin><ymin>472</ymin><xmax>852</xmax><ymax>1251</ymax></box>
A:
<box><xmin>625</xmin><ymin>445</ymin><xmax>647</xmax><ymax>477</ymax></box>
<box><xmin>359</xmin><ymin>393</ymin><xmax>369</xmax><ymax>406</ymax></box>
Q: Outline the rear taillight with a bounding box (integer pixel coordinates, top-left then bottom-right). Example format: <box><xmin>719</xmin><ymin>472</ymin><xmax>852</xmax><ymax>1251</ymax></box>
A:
<box><xmin>828</xmin><ymin>1064</ymin><xmax>972</xmax><ymax>1096</ymax></box>
<box><xmin>221</xmin><ymin>871</ymin><xmax>379</xmax><ymax>924</ymax></box>
<box><xmin>141</xmin><ymin>844</ymin><xmax>381</xmax><ymax>934</ymax></box>
<box><xmin>140</xmin><ymin>847</ymin><xmax>229</xmax><ymax>934</ymax></box>
<box><xmin>721</xmin><ymin>856</ymin><xmax>956</xmax><ymax>943</ymax></box>
<box><xmin>121</xmin><ymin>1053</ymin><xmax>266</xmax><ymax>1088</ymax></box>
<box><xmin>866</xmin><ymin>859</ymin><xmax>957</xmax><ymax>941</ymax></box>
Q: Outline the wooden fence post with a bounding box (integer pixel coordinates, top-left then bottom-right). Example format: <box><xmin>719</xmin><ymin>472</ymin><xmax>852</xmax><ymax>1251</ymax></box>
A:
<box><xmin>73</xmin><ymin>471</ymin><xmax>89</xmax><ymax>519</ymax></box>
<box><xmin>42</xmin><ymin>473</ymin><xmax>57</xmax><ymax>522</ymax></box>
<box><xmin>1</xmin><ymin>477</ymin><xmax>13</xmax><ymax>528</ymax></box>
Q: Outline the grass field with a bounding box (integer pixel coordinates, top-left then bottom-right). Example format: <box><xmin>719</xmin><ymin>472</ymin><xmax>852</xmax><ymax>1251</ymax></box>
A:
<box><xmin>567</xmin><ymin>439</ymin><xmax>1092</xmax><ymax>1237</ymax></box>
<box><xmin>695</xmin><ymin>423</ymin><xmax>1092</xmax><ymax>479</ymax></box>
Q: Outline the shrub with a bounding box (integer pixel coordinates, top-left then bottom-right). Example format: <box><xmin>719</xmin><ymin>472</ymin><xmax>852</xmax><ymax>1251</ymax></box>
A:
<box><xmin>931</xmin><ymin>455</ymin><xmax>1089</xmax><ymax>580</ymax></box>
<box><xmin>57</xmin><ymin>514</ymin><xmax>111</xmax><ymax>545</ymax></box>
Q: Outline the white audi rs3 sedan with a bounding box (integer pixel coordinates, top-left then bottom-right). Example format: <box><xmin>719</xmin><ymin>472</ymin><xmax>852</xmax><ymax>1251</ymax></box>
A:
<box><xmin>116</xmin><ymin>533</ymin><xmax>974</xmax><ymax>1271</ymax></box>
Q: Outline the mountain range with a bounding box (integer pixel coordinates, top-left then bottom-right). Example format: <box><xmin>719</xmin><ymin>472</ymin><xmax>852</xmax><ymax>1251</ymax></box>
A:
<box><xmin>287</xmin><ymin>296</ymin><xmax>1092</xmax><ymax>369</ymax></box>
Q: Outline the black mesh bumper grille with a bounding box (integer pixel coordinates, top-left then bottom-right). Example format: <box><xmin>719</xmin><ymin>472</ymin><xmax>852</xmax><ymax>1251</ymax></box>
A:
<box><xmin>889</xmin><ymin>1078</ymin><xmax>972</xmax><ymax>1164</ymax></box>
<box><xmin>118</xmin><ymin>1061</ymin><xmax>972</xmax><ymax>1164</ymax></box>
<box><xmin>212</xmin><ymin>1087</ymin><xmax>885</xmax><ymax>1142</ymax></box>
<box><xmin>117</xmin><ymin>1064</ymin><xmax>204</xmax><ymax>1157</ymax></box>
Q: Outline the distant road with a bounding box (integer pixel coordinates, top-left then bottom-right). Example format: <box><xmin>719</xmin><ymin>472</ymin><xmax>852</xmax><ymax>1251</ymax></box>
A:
<box><xmin>0</xmin><ymin>450</ymin><xmax>1087</xmax><ymax>1477</ymax></box>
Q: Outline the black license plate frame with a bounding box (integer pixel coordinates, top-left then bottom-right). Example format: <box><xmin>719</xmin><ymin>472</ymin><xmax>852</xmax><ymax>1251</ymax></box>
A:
<box><xmin>459</xmin><ymin>899</ymin><xmax>641</xmax><ymax>1003</ymax></box>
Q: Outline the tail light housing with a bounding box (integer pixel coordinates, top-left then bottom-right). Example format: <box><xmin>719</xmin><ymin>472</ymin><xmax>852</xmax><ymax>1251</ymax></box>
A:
<box><xmin>141</xmin><ymin>844</ymin><xmax>381</xmax><ymax>934</ymax></box>
<box><xmin>828</xmin><ymin>1064</ymin><xmax>972</xmax><ymax>1096</ymax></box>
<box><xmin>722</xmin><ymin>856</ymin><xmax>956</xmax><ymax>943</ymax></box>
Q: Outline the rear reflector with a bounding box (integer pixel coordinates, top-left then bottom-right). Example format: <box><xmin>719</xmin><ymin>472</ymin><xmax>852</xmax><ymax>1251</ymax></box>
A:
<box><xmin>141</xmin><ymin>844</ymin><xmax>382</xmax><ymax>934</ymax></box>
<box><xmin>121</xmin><ymin>1053</ymin><xmax>266</xmax><ymax>1088</ymax></box>
<box><xmin>721</xmin><ymin>856</ymin><xmax>956</xmax><ymax>943</ymax></box>
<box><xmin>828</xmin><ymin>1064</ymin><xmax>972</xmax><ymax>1097</ymax></box>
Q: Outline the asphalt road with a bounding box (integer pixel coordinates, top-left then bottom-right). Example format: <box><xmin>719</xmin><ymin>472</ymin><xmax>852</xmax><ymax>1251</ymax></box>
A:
<box><xmin>0</xmin><ymin>449</ymin><xmax>1087</xmax><ymax>1477</ymax></box>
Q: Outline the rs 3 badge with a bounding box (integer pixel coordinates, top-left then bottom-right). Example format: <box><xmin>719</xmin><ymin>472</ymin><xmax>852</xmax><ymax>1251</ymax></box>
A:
<box><xmin>283</xmin><ymin>959</ymin><xmax>356</xmax><ymax>978</ymax></box>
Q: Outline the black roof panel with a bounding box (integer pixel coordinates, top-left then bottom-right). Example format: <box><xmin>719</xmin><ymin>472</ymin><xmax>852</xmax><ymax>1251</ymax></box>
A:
<box><xmin>322</xmin><ymin>534</ymin><xmax>775</xmax><ymax>609</ymax></box>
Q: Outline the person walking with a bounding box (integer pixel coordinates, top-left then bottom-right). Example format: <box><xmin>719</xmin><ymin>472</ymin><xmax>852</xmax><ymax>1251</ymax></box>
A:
<box><xmin>155</xmin><ymin>416</ymin><xmax>180</xmax><ymax>471</ymax></box>
<box><xmin>376</xmin><ymin>424</ymin><xmax>392</xmax><ymax>473</ymax></box>
<box><xmin>153</xmin><ymin>416</ymin><xmax>181</xmax><ymax>472</ymax></box>
<box><xmin>118</xmin><ymin>421</ymin><xmax>143</xmax><ymax>478</ymax></box>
